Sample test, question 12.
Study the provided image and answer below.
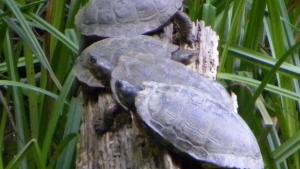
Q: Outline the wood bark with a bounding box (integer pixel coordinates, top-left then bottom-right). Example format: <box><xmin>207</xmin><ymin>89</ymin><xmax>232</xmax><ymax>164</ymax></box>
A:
<box><xmin>76</xmin><ymin>22</ymin><xmax>221</xmax><ymax>169</ymax></box>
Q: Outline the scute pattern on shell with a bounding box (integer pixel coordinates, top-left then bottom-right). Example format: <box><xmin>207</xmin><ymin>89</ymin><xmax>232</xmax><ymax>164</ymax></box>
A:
<box><xmin>75</xmin><ymin>0</ymin><xmax>182</xmax><ymax>37</ymax></box>
<box><xmin>135</xmin><ymin>82</ymin><xmax>264</xmax><ymax>169</ymax></box>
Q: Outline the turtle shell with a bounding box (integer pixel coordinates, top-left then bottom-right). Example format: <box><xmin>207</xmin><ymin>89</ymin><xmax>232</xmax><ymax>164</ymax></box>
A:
<box><xmin>111</xmin><ymin>53</ymin><xmax>233</xmax><ymax>110</ymax></box>
<box><xmin>75</xmin><ymin>0</ymin><xmax>182</xmax><ymax>37</ymax></box>
<box><xmin>74</xmin><ymin>35</ymin><xmax>178</xmax><ymax>87</ymax></box>
<box><xmin>135</xmin><ymin>81</ymin><xmax>263</xmax><ymax>169</ymax></box>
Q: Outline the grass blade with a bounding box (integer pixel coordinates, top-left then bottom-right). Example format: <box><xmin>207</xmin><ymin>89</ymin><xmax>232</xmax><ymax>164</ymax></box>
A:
<box><xmin>55</xmin><ymin>97</ymin><xmax>82</xmax><ymax>169</ymax></box>
<box><xmin>5</xmin><ymin>139</ymin><xmax>45</xmax><ymax>169</ymax></box>
<box><xmin>0</xmin><ymin>80</ymin><xmax>63</xmax><ymax>101</ymax></box>
<box><xmin>0</xmin><ymin>92</ymin><xmax>9</xmax><ymax>169</ymax></box>
<box><xmin>3</xmin><ymin>30</ymin><xmax>28</xmax><ymax>169</ymax></box>
<box><xmin>3</xmin><ymin>0</ymin><xmax>62</xmax><ymax>89</ymax></box>
<box><xmin>27</xmin><ymin>13</ymin><xmax>79</xmax><ymax>54</ymax></box>
<box><xmin>228</xmin><ymin>46</ymin><xmax>300</xmax><ymax>78</ymax></box>
<box><xmin>253</xmin><ymin>43</ymin><xmax>300</xmax><ymax>100</ymax></box>
<box><xmin>272</xmin><ymin>132</ymin><xmax>300</xmax><ymax>164</ymax></box>
<box><xmin>23</xmin><ymin>46</ymin><xmax>39</xmax><ymax>139</ymax></box>
<box><xmin>41</xmin><ymin>69</ymin><xmax>75</xmax><ymax>163</ymax></box>
<box><xmin>218</xmin><ymin>73</ymin><xmax>300</xmax><ymax>101</ymax></box>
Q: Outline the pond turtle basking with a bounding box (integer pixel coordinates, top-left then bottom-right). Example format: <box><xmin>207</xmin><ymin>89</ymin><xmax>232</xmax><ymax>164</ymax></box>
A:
<box><xmin>75</xmin><ymin>35</ymin><xmax>197</xmax><ymax>88</ymax></box>
<box><xmin>75</xmin><ymin>0</ymin><xmax>194</xmax><ymax>45</ymax></box>
<box><xmin>106</xmin><ymin>53</ymin><xmax>232</xmax><ymax>109</ymax></box>
<box><xmin>114</xmin><ymin>81</ymin><xmax>264</xmax><ymax>169</ymax></box>
<box><xmin>78</xmin><ymin>51</ymin><xmax>231</xmax><ymax>108</ymax></box>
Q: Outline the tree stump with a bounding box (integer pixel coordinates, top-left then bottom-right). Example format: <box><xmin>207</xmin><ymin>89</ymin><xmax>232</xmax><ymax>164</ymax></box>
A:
<box><xmin>76</xmin><ymin>22</ymin><xmax>221</xmax><ymax>169</ymax></box>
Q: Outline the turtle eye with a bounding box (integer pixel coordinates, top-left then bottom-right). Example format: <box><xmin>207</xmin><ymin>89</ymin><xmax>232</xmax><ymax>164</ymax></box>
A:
<box><xmin>88</xmin><ymin>55</ymin><xmax>97</xmax><ymax>64</ymax></box>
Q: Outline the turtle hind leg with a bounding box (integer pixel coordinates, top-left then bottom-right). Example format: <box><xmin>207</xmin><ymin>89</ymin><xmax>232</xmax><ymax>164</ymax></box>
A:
<box><xmin>171</xmin><ymin>49</ymin><xmax>198</xmax><ymax>65</ymax></box>
<box><xmin>173</xmin><ymin>11</ymin><xmax>195</xmax><ymax>46</ymax></box>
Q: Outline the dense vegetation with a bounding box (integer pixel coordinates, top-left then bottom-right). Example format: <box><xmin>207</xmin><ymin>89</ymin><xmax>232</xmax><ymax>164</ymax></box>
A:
<box><xmin>0</xmin><ymin>0</ymin><xmax>299</xmax><ymax>168</ymax></box>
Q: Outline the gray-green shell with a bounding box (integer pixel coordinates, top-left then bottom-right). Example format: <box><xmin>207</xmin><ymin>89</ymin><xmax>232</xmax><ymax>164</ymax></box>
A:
<box><xmin>135</xmin><ymin>81</ymin><xmax>263</xmax><ymax>169</ymax></box>
<box><xmin>74</xmin><ymin>35</ymin><xmax>178</xmax><ymax>87</ymax></box>
<box><xmin>75</xmin><ymin>0</ymin><xmax>182</xmax><ymax>37</ymax></box>
<box><xmin>111</xmin><ymin>53</ymin><xmax>233</xmax><ymax>110</ymax></box>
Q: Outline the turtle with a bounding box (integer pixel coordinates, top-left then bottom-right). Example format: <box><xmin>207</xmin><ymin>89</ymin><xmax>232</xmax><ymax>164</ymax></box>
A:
<box><xmin>75</xmin><ymin>0</ymin><xmax>194</xmax><ymax>47</ymax></box>
<box><xmin>92</xmin><ymin>52</ymin><xmax>233</xmax><ymax>109</ymax></box>
<box><xmin>74</xmin><ymin>35</ymin><xmax>197</xmax><ymax>88</ymax></box>
<box><xmin>80</xmin><ymin>50</ymin><xmax>232</xmax><ymax>106</ymax></box>
<box><xmin>113</xmin><ymin>80</ymin><xmax>264</xmax><ymax>169</ymax></box>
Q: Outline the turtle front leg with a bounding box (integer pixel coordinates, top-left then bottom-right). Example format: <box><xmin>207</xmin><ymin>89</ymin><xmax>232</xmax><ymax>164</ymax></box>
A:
<box><xmin>94</xmin><ymin>101</ymin><xmax>123</xmax><ymax>135</ymax></box>
<box><xmin>173</xmin><ymin>11</ymin><xmax>195</xmax><ymax>46</ymax></box>
<box><xmin>171</xmin><ymin>49</ymin><xmax>198</xmax><ymax>65</ymax></box>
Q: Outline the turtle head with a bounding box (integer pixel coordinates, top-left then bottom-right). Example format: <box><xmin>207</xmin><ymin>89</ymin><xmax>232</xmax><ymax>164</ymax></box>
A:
<box><xmin>114</xmin><ymin>80</ymin><xmax>142</xmax><ymax>109</ymax></box>
<box><xmin>85</xmin><ymin>52</ymin><xmax>114</xmax><ymax>85</ymax></box>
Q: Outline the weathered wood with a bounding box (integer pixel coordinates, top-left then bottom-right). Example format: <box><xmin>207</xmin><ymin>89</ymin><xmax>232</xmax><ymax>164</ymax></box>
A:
<box><xmin>187</xmin><ymin>21</ymin><xmax>219</xmax><ymax>80</ymax></box>
<box><xmin>76</xmin><ymin>21</ymin><xmax>221</xmax><ymax>169</ymax></box>
<box><xmin>76</xmin><ymin>92</ymin><xmax>181</xmax><ymax>169</ymax></box>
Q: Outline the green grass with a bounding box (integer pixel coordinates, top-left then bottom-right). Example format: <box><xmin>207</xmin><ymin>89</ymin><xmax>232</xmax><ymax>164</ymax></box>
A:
<box><xmin>0</xmin><ymin>0</ymin><xmax>300</xmax><ymax>168</ymax></box>
<box><xmin>0</xmin><ymin>0</ymin><xmax>82</xmax><ymax>168</ymax></box>
<box><xmin>188</xmin><ymin>0</ymin><xmax>300</xmax><ymax>168</ymax></box>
